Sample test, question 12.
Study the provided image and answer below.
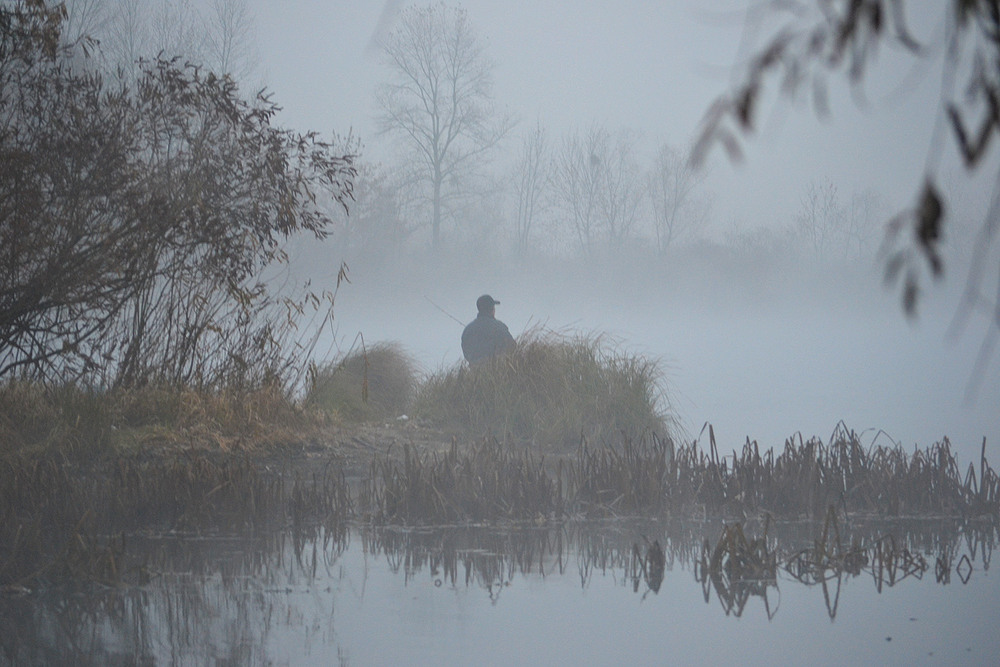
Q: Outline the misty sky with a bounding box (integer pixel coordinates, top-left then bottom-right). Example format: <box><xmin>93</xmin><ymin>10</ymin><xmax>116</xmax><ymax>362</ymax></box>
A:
<box><xmin>248</xmin><ymin>1</ymin><xmax>969</xmax><ymax>235</ymax></box>
<box><xmin>245</xmin><ymin>1</ymin><xmax>997</xmax><ymax>456</ymax></box>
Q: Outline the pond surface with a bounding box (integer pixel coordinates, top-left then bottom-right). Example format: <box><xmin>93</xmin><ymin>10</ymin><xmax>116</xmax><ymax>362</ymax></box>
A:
<box><xmin>2</xmin><ymin>519</ymin><xmax>997</xmax><ymax>666</ymax></box>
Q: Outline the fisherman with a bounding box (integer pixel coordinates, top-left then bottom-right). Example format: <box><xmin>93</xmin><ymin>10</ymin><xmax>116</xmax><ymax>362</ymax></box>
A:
<box><xmin>461</xmin><ymin>294</ymin><xmax>515</xmax><ymax>365</ymax></box>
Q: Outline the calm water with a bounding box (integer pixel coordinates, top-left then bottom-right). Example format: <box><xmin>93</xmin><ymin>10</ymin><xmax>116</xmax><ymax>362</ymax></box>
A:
<box><xmin>2</xmin><ymin>519</ymin><xmax>997</xmax><ymax>666</ymax></box>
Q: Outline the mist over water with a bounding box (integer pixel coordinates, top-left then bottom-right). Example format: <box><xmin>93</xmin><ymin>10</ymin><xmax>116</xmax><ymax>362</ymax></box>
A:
<box><xmin>291</xmin><ymin>237</ymin><xmax>998</xmax><ymax>465</ymax></box>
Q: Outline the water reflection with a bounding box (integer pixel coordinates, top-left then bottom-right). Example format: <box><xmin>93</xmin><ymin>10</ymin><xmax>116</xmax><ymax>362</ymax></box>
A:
<box><xmin>1</xmin><ymin>518</ymin><xmax>996</xmax><ymax>665</ymax></box>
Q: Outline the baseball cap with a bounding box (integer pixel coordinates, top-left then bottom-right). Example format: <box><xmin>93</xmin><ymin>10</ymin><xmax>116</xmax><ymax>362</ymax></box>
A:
<box><xmin>476</xmin><ymin>294</ymin><xmax>500</xmax><ymax>312</ymax></box>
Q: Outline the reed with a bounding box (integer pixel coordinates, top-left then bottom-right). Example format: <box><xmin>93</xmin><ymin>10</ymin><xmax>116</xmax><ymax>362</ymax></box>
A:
<box><xmin>569</xmin><ymin>432</ymin><xmax>674</xmax><ymax>514</ymax></box>
<box><xmin>607</xmin><ymin>422</ymin><xmax>1000</xmax><ymax>519</ymax></box>
<box><xmin>345</xmin><ymin>424</ymin><xmax>999</xmax><ymax>524</ymax></box>
<box><xmin>361</xmin><ymin>437</ymin><xmax>560</xmax><ymax>524</ymax></box>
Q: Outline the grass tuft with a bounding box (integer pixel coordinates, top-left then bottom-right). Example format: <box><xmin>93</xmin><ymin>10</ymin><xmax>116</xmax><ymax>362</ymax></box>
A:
<box><xmin>305</xmin><ymin>341</ymin><xmax>416</xmax><ymax>423</ymax></box>
<box><xmin>413</xmin><ymin>328</ymin><xmax>673</xmax><ymax>448</ymax></box>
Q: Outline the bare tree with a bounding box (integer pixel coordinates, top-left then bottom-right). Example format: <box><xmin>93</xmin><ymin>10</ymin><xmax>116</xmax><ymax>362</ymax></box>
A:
<box><xmin>844</xmin><ymin>188</ymin><xmax>883</xmax><ymax>260</ymax></box>
<box><xmin>511</xmin><ymin>121</ymin><xmax>550</xmax><ymax>256</ymax></box>
<box><xmin>796</xmin><ymin>180</ymin><xmax>886</xmax><ymax>261</ymax></box>
<box><xmin>68</xmin><ymin>0</ymin><xmax>258</xmax><ymax>84</ymax></box>
<box><xmin>328</xmin><ymin>159</ymin><xmax>411</xmax><ymax>260</ymax></box>
<box><xmin>552</xmin><ymin>125</ymin><xmax>645</xmax><ymax>256</ymax></box>
<box><xmin>600</xmin><ymin>130</ymin><xmax>645</xmax><ymax>250</ymax></box>
<box><xmin>552</xmin><ymin>126</ymin><xmax>607</xmax><ymax>256</ymax></box>
<box><xmin>647</xmin><ymin>143</ymin><xmax>709</xmax><ymax>254</ymax></box>
<box><xmin>147</xmin><ymin>0</ymin><xmax>204</xmax><ymax>64</ymax></box>
<box><xmin>102</xmin><ymin>0</ymin><xmax>148</xmax><ymax>80</ymax></box>
<box><xmin>60</xmin><ymin>0</ymin><xmax>108</xmax><ymax>49</ymax></box>
<box><xmin>796</xmin><ymin>179</ymin><xmax>843</xmax><ymax>260</ymax></box>
<box><xmin>374</xmin><ymin>3</ymin><xmax>512</xmax><ymax>250</ymax></box>
<box><xmin>203</xmin><ymin>0</ymin><xmax>257</xmax><ymax>81</ymax></box>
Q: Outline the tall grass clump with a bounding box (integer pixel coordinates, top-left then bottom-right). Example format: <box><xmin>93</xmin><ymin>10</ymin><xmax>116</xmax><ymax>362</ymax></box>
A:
<box><xmin>413</xmin><ymin>329</ymin><xmax>672</xmax><ymax>449</ymax></box>
<box><xmin>305</xmin><ymin>341</ymin><xmax>417</xmax><ymax>423</ymax></box>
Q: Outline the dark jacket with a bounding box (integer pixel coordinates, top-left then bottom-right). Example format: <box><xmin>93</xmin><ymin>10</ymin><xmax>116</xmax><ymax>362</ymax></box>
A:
<box><xmin>461</xmin><ymin>313</ymin><xmax>515</xmax><ymax>364</ymax></box>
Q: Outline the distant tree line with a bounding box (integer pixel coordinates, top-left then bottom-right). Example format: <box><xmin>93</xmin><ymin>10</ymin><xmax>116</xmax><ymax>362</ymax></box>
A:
<box><xmin>57</xmin><ymin>0</ymin><xmax>259</xmax><ymax>83</ymax></box>
<box><xmin>329</xmin><ymin>2</ymin><xmax>882</xmax><ymax>266</ymax></box>
<box><xmin>0</xmin><ymin>1</ymin><xmax>355</xmax><ymax>388</ymax></box>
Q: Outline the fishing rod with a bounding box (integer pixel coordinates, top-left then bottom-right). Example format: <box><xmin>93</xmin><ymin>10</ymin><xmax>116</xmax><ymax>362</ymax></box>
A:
<box><xmin>424</xmin><ymin>295</ymin><xmax>465</xmax><ymax>327</ymax></box>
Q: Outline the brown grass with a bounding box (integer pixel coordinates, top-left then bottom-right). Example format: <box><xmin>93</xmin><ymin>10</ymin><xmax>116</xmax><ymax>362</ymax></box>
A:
<box><xmin>0</xmin><ymin>380</ymin><xmax>312</xmax><ymax>458</ymax></box>
<box><xmin>355</xmin><ymin>423</ymin><xmax>998</xmax><ymax>526</ymax></box>
<box><xmin>569</xmin><ymin>432</ymin><xmax>674</xmax><ymax>514</ymax></box>
<box><xmin>305</xmin><ymin>341</ymin><xmax>416</xmax><ymax>423</ymax></box>
<box><xmin>413</xmin><ymin>328</ymin><xmax>673</xmax><ymax>448</ymax></box>
<box><xmin>664</xmin><ymin>422</ymin><xmax>1000</xmax><ymax>519</ymax></box>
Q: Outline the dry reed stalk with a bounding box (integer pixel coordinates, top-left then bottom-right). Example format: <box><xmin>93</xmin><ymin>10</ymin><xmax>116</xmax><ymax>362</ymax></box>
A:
<box><xmin>695</xmin><ymin>521</ymin><xmax>778</xmax><ymax>618</ymax></box>
<box><xmin>364</xmin><ymin>437</ymin><xmax>559</xmax><ymax>524</ymax></box>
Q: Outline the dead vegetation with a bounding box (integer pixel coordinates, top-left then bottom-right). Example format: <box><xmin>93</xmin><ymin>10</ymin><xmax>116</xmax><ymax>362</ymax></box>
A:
<box><xmin>305</xmin><ymin>341</ymin><xmax>417</xmax><ymax>423</ymax></box>
<box><xmin>0</xmin><ymin>380</ymin><xmax>313</xmax><ymax>457</ymax></box>
<box><xmin>2</xmin><ymin>418</ymin><xmax>997</xmax><ymax>588</ymax></box>
<box><xmin>357</xmin><ymin>421</ymin><xmax>999</xmax><ymax>525</ymax></box>
<box><xmin>0</xmin><ymin>331</ymin><xmax>669</xmax><ymax>457</ymax></box>
<box><xmin>667</xmin><ymin>422</ymin><xmax>999</xmax><ymax>519</ymax></box>
<box><xmin>413</xmin><ymin>328</ymin><xmax>672</xmax><ymax>448</ymax></box>
<box><xmin>360</xmin><ymin>438</ymin><xmax>560</xmax><ymax>524</ymax></box>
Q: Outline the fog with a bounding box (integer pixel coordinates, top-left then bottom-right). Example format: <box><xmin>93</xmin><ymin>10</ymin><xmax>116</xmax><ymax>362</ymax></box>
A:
<box><xmin>288</xmin><ymin>241</ymin><xmax>994</xmax><ymax>462</ymax></box>
<box><xmin>251</xmin><ymin>1</ymin><xmax>951</xmax><ymax>233</ymax></box>
<box><xmin>7</xmin><ymin>4</ymin><xmax>1000</xmax><ymax>664</ymax></box>
<box><xmin>244</xmin><ymin>1</ymin><xmax>999</xmax><ymax>462</ymax></box>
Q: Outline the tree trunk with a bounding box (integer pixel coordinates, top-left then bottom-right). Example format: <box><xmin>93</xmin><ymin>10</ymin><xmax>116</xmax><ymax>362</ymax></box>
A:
<box><xmin>432</xmin><ymin>173</ymin><xmax>442</xmax><ymax>251</ymax></box>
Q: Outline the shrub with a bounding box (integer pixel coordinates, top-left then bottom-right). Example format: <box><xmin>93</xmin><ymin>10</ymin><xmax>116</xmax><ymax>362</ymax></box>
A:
<box><xmin>413</xmin><ymin>328</ymin><xmax>672</xmax><ymax>448</ymax></box>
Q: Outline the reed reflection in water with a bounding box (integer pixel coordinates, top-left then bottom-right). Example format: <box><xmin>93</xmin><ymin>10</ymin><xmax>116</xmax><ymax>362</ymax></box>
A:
<box><xmin>1</xmin><ymin>517</ymin><xmax>996</xmax><ymax>666</ymax></box>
